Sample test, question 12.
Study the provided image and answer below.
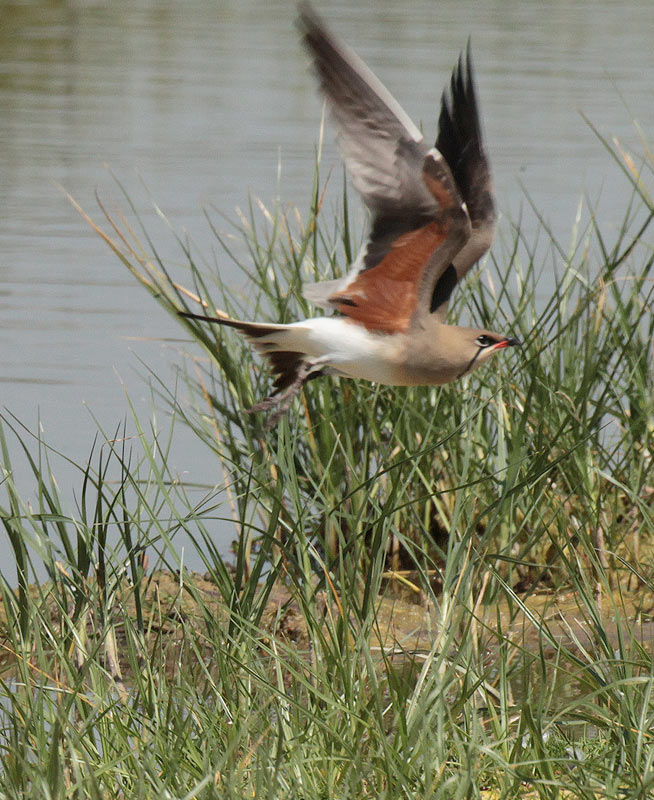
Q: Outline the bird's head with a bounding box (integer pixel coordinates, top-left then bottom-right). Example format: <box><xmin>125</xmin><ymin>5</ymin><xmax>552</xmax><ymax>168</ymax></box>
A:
<box><xmin>444</xmin><ymin>326</ymin><xmax>520</xmax><ymax>380</ymax></box>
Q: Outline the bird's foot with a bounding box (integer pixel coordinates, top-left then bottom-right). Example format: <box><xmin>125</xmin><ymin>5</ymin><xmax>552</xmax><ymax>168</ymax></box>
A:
<box><xmin>246</xmin><ymin>360</ymin><xmax>323</xmax><ymax>429</ymax></box>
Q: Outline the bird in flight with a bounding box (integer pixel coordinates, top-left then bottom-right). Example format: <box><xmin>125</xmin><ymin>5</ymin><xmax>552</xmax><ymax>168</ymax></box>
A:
<box><xmin>181</xmin><ymin>2</ymin><xmax>519</xmax><ymax>427</ymax></box>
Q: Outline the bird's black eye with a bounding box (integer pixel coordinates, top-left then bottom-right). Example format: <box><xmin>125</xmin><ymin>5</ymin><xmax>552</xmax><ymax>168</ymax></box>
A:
<box><xmin>476</xmin><ymin>334</ymin><xmax>493</xmax><ymax>347</ymax></box>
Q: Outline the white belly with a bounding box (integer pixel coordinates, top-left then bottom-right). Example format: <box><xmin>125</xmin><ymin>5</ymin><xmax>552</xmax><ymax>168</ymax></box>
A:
<box><xmin>287</xmin><ymin>317</ymin><xmax>403</xmax><ymax>385</ymax></box>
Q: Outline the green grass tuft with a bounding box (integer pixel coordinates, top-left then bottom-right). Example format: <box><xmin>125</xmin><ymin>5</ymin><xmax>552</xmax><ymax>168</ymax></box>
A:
<box><xmin>0</xmin><ymin>125</ymin><xmax>651</xmax><ymax>797</ymax></box>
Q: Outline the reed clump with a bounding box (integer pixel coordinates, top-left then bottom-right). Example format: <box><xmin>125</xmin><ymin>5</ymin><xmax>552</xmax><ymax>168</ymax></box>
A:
<box><xmin>0</xmin><ymin>127</ymin><xmax>651</xmax><ymax>797</ymax></box>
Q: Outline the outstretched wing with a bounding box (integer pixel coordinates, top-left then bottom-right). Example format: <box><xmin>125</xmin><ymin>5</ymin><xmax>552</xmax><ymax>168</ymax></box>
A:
<box><xmin>298</xmin><ymin>2</ymin><xmax>436</xmax><ymax>223</ymax></box>
<box><xmin>298</xmin><ymin>3</ymin><xmax>471</xmax><ymax>334</ymax></box>
<box><xmin>431</xmin><ymin>43</ymin><xmax>496</xmax><ymax>319</ymax></box>
<box><xmin>325</xmin><ymin>150</ymin><xmax>470</xmax><ymax>334</ymax></box>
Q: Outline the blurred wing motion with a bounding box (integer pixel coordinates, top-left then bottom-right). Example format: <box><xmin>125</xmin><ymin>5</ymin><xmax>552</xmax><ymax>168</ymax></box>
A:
<box><xmin>298</xmin><ymin>3</ymin><xmax>495</xmax><ymax>329</ymax></box>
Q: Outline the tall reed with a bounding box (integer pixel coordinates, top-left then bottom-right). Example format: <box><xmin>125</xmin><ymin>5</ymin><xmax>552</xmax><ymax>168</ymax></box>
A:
<box><xmin>0</xmin><ymin>125</ymin><xmax>650</xmax><ymax>796</ymax></box>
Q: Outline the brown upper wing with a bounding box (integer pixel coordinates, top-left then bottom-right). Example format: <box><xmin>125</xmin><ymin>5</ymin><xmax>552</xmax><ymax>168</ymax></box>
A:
<box><xmin>298</xmin><ymin>4</ymin><xmax>480</xmax><ymax>332</ymax></box>
<box><xmin>327</xmin><ymin>151</ymin><xmax>471</xmax><ymax>334</ymax></box>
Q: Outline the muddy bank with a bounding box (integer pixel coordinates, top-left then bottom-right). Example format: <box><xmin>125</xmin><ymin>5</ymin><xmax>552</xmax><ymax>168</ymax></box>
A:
<box><xmin>2</xmin><ymin>569</ymin><xmax>650</xmax><ymax>687</ymax></box>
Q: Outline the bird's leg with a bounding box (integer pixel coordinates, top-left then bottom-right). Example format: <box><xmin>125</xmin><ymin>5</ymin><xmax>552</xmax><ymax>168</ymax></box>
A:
<box><xmin>247</xmin><ymin>359</ymin><xmax>326</xmax><ymax>429</ymax></box>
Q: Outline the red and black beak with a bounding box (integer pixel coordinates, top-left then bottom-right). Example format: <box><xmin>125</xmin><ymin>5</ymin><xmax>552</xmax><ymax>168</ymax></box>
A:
<box><xmin>492</xmin><ymin>337</ymin><xmax>521</xmax><ymax>350</ymax></box>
